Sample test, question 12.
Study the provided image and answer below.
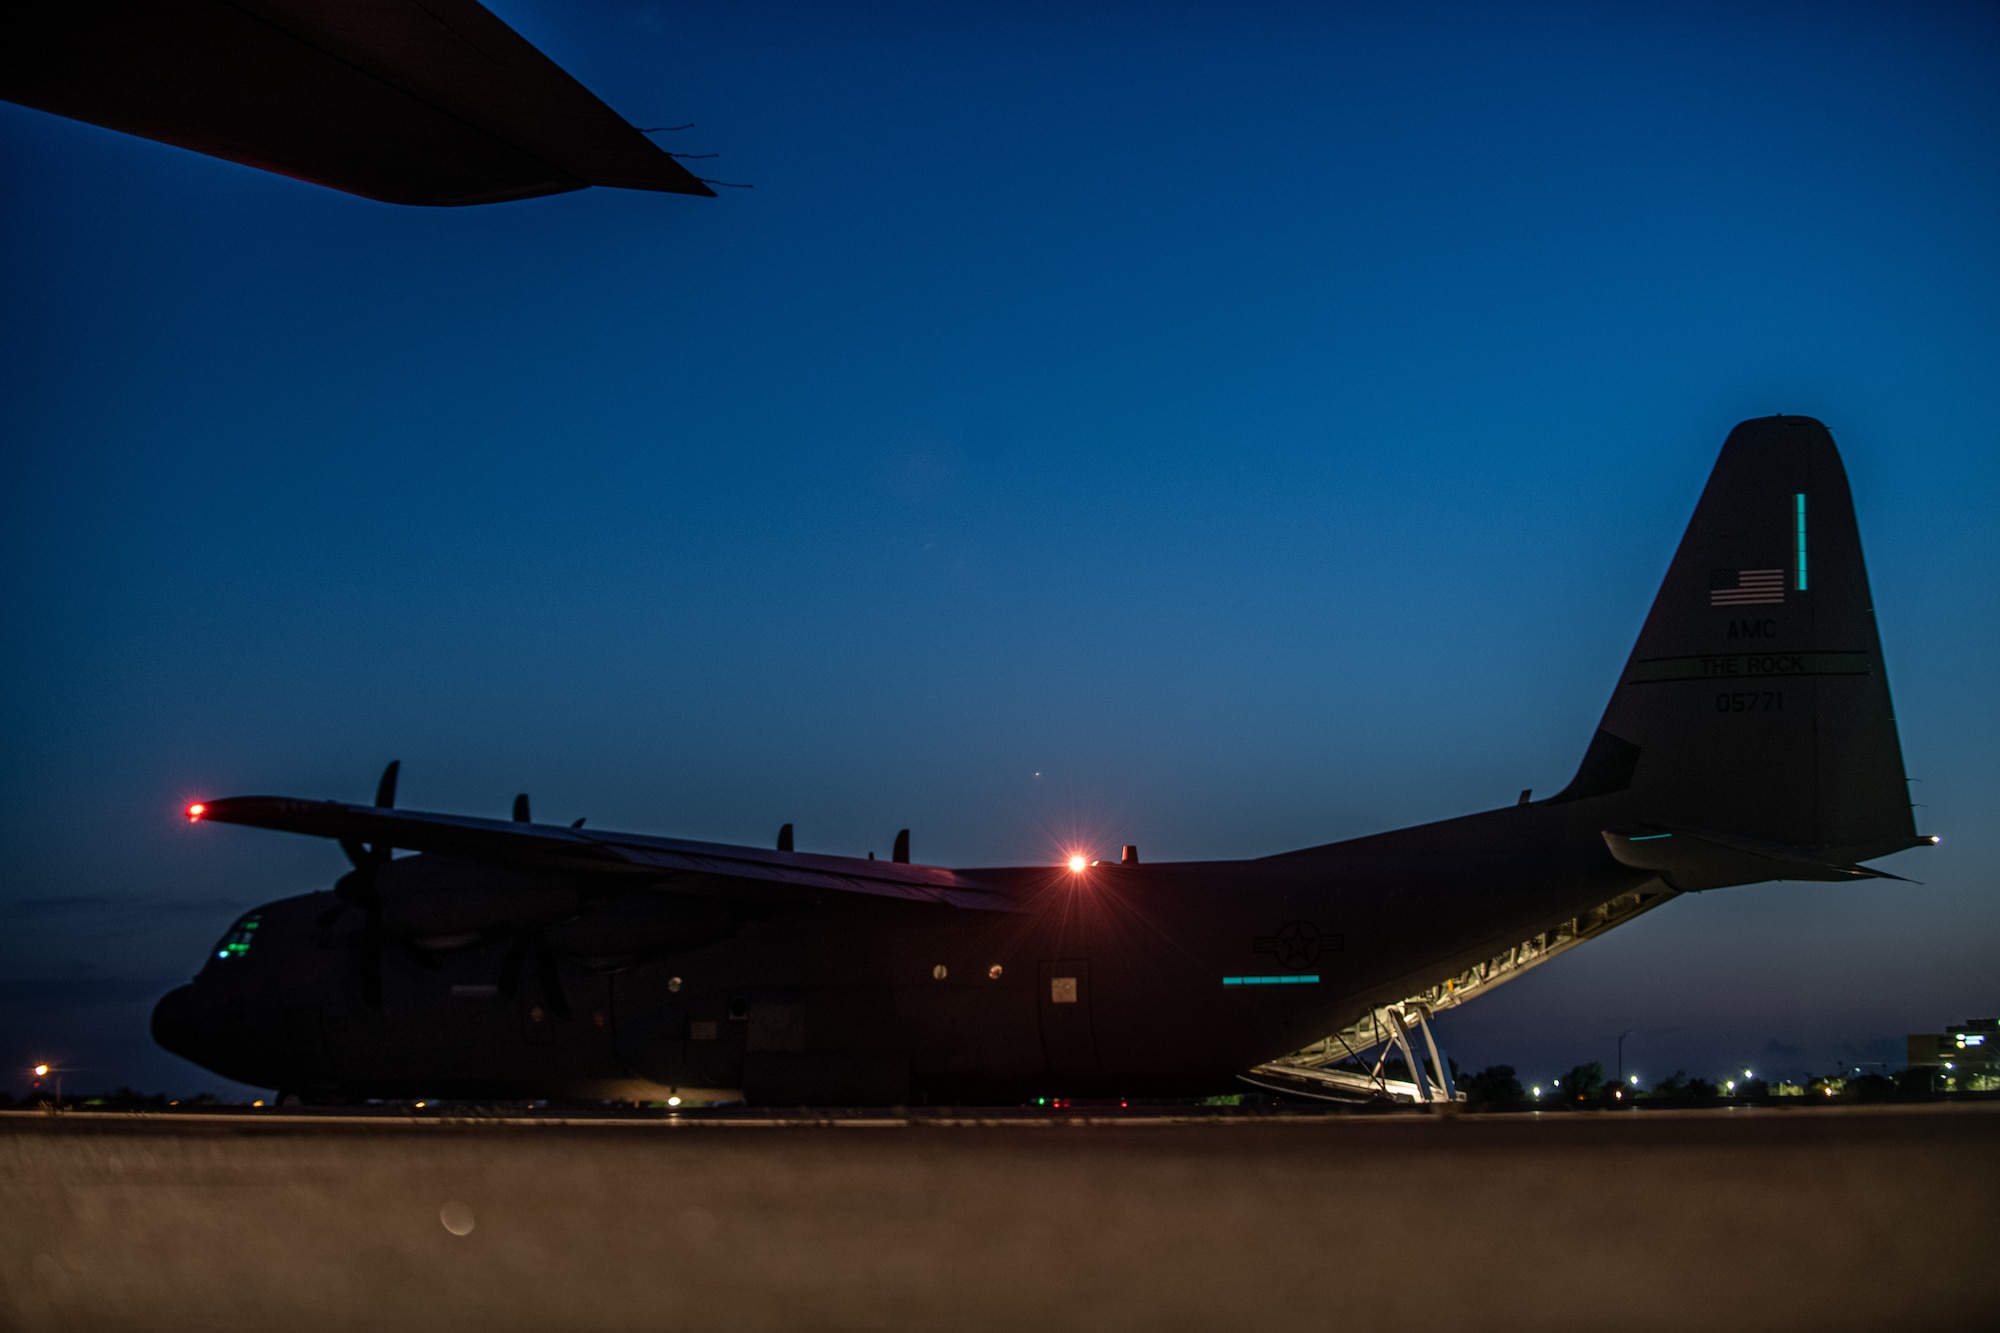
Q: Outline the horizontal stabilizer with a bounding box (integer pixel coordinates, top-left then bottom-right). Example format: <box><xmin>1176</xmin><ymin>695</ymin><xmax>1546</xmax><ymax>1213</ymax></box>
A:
<box><xmin>1603</xmin><ymin>827</ymin><xmax>1928</xmax><ymax>891</ymax></box>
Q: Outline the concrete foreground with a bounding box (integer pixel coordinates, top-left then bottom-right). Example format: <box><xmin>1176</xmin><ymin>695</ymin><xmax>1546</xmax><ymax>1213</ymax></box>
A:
<box><xmin>2</xmin><ymin>1103</ymin><xmax>1993</xmax><ymax>1332</ymax></box>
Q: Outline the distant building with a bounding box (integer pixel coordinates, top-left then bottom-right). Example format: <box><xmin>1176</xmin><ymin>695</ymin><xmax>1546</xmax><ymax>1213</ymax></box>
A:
<box><xmin>1907</xmin><ymin>1017</ymin><xmax>1998</xmax><ymax>1091</ymax></box>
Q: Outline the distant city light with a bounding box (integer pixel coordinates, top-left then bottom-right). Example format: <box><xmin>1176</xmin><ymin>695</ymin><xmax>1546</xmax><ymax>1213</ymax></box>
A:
<box><xmin>666</xmin><ymin>1096</ymin><xmax>682</xmax><ymax>1107</ymax></box>
<box><xmin>1531</xmin><ymin>1086</ymin><xmax>1541</xmax><ymax>1098</ymax></box>
<box><xmin>33</xmin><ymin>1064</ymin><xmax>48</xmax><ymax>1077</ymax></box>
<box><xmin>1628</xmin><ymin>1075</ymin><xmax>1639</xmax><ymax>1085</ymax></box>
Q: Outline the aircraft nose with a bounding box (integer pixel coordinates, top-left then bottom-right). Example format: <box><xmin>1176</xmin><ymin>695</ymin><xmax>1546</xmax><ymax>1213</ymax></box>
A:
<box><xmin>151</xmin><ymin>984</ymin><xmax>211</xmax><ymax>1063</ymax></box>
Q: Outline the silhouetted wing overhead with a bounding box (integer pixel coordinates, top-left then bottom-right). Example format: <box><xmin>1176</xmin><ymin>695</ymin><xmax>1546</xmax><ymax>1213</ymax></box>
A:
<box><xmin>0</xmin><ymin>0</ymin><xmax>716</xmax><ymax>205</ymax></box>
<box><xmin>196</xmin><ymin>796</ymin><xmax>1015</xmax><ymax>911</ymax></box>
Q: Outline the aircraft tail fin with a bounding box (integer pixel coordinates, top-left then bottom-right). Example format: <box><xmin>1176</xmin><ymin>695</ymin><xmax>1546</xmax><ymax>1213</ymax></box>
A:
<box><xmin>1549</xmin><ymin>416</ymin><xmax>1922</xmax><ymax>872</ymax></box>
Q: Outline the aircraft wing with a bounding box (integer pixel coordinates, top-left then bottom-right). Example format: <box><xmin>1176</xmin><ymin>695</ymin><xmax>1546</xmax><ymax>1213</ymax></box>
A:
<box><xmin>192</xmin><ymin>796</ymin><xmax>1018</xmax><ymax>911</ymax></box>
<box><xmin>0</xmin><ymin>0</ymin><xmax>715</xmax><ymax>205</ymax></box>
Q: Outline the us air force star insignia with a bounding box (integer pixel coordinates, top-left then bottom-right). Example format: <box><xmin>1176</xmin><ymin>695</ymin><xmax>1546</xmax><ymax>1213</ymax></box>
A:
<box><xmin>1253</xmin><ymin>920</ymin><xmax>1324</xmax><ymax>971</ymax></box>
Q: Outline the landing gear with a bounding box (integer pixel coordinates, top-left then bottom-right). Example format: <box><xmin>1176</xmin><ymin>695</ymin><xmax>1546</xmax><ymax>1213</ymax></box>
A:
<box><xmin>1241</xmin><ymin>1003</ymin><xmax>1462</xmax><ymax>1105</ymax></box>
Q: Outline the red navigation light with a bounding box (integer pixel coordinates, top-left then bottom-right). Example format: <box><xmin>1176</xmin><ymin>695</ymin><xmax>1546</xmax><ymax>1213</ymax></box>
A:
<box><xmin>186</xmin><ymin>802</ymin><xmax>207</xmax><ymax>822</ymax></box>
<box><xmin>1067</xmin><ymin>854</ymin><xmax>1087</xmax><ymax>873</ymax></box>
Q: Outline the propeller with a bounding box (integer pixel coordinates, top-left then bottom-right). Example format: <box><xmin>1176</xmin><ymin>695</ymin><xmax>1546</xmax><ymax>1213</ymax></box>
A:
<box><xmin>497</xmin><ymin>931</ymin><xmax>571</xmax><ymax>1021</ymax></box>
<box><xmin>893</xmin><ymin>828</ymin><xmax>910</xmax><ymax>864</ymax></box>
<box><xmin>777</xmin><ymin>823</ymin><xmax>794</xmax><ymax>852</ymax></box>
<box><xmin>493</xmin><ymin>785</ymin><xmax>575</xmax><ymax>1019</ymax></box>
<box><xmin>333</xmin><ymin>760</ymin><xmax>400</xmax><ymax>1010</ymax></box>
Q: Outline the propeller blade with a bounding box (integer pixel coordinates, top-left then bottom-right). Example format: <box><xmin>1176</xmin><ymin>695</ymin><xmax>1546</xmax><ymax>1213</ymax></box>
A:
<box><xmin>361</xmin><ymin>761</ymin><xmax>401</xmax><ymax>862</ymax></box>
<box><xmin>358</xmin><ymin>900</ymin><xmax>384</xmax><ymax>1011</ymax></box>
<box><xmin>512</xmin><ymin>793</ymin><xmax>530</xmax><ymax>823</ymax></box>
<box><xmin>534</xmin><ymin>939</ymin><xmax>571</xmax><ymax>1021</ymax></box>
<box><xmin>777</xmin><ymin>823</ymin><xmax>794</xmax><ymax>852</ymax></box>
<box><xmin>333</xmin><ymin>867</ymin><xmax>372</xmax><ymax>906</ymax></box>
<box><xmin>893</xmin><ymin>828</ymin><xmax>910</xmax><ymax>864</ymax></box>
<box><xmin>339</xmin><ymin>785</ymin><xmax>394</xmax><ymax>1009</ymax></box>
<box><xmin>497</xmin><ymin>936</ymin><xmax>530</xmax><ymax>1000</ymax></box>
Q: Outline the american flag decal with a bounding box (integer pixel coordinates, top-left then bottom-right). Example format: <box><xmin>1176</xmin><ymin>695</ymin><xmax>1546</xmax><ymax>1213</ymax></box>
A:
<box><xmin>1710</xmin><ymin>568</ymin><xmax>1785</xmax><ymax>606</ymax></box>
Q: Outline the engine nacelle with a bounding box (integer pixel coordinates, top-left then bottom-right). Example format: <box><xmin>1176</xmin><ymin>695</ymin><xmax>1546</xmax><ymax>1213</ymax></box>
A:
<box><xmin>374</xmin><ymin>855</ymin><xmax>579</xmax><ymax>942</ymax></box>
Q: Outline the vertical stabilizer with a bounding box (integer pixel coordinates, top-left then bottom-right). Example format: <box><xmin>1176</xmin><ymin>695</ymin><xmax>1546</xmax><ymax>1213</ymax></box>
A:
<box><xmin>1552</xmin><ymin>416</ymin><xmax>1917</xmax><ymax>865</ymax></box>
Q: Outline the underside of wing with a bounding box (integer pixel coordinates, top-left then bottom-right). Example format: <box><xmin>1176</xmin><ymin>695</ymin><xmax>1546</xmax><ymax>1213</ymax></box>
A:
<box><xmin>0</xmin><ymin>0</ymin><xmax>716</xmax><ymax>205</ymax></box>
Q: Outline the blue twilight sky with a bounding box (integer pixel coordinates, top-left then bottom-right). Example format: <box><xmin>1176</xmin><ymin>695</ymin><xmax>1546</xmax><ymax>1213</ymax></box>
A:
<box><xmin>2</xmin><ymin>1</ymin><xmax>1996</xmax><ymax>1098</ymax></box>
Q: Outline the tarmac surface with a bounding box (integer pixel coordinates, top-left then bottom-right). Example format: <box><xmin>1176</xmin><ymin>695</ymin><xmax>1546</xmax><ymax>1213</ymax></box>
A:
<box><xmin>2</xmin><ymin>1101</ymin><xmax>1994</xmax><ymax>1332</ymax></box>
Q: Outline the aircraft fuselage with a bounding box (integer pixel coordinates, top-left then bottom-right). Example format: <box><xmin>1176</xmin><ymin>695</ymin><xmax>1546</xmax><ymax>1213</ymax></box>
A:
<box><xmin>154</xmin><ymin>802</ymin><xmax>1641</xmax><ymax>1103</ymax></box>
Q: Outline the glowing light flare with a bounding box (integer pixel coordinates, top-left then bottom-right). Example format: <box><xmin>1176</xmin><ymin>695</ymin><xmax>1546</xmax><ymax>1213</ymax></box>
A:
<box><xmin>1067</xmin><ymin>854</ymin><xmax>1087</xmax><ymax>873</ymax></box>
<box><xmin>33</xmin><ymin>1064</ymin><xmax>49</xmax><ymax>1077</ymax></box>
<box><xmin>186</xmin><ymin>802</ymin><xmax>207</xmax><ymax>822</ymax></box>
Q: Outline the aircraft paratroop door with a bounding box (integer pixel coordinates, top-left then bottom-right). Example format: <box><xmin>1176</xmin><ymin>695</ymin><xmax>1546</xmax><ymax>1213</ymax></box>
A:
<box><xmin>1037</xmin><ymin>960</ymin><xmax>1098</xmax><ymax>1073</ymax></box>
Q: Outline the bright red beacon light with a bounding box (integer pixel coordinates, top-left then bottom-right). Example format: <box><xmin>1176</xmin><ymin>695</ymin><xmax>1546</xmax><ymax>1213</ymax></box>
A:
<box><xmin>1067</xmin><ymin>854</ymin><xmax>1087</xmax><ymax>873</ymax></box>
<box><xmin>186</xmin><ymin>802</ymin><xmax>207</xmax><ymax>822</ymax></box>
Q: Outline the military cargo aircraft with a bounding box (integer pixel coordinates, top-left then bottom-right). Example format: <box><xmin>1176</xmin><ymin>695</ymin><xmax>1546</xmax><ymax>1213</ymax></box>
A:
<box><xmin>153</xmin><ymin>416</ymin><xmax>1933</xmax><ymax>1104</ymax></box>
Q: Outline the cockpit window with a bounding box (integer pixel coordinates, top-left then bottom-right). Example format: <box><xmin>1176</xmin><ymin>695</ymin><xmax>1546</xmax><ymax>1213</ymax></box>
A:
<box><xmin>214</xmin><ymin>912</ymin><xmax>261</xmax><ymax>961</ymax></box>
